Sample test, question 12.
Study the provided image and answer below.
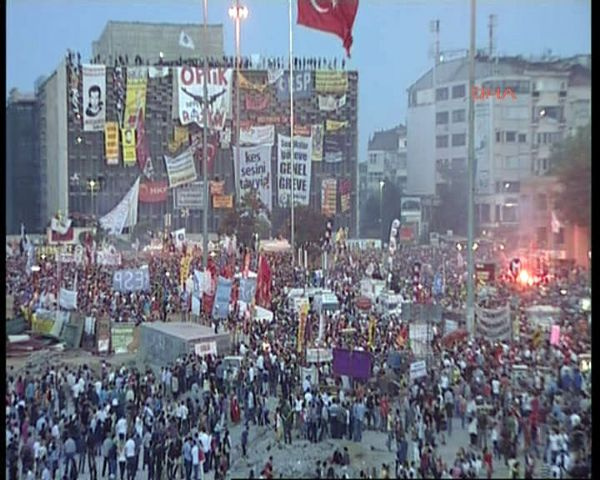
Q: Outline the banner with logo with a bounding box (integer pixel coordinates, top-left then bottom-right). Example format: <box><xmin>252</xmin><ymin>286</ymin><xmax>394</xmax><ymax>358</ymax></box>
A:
<box><xmin>168</xmin><ymin>125</ymin><xmax>190</xmax><ymax>154</ymax></box>
<box><xmin>234</xmin><ymin>144</ymin><xmax>273</xmax><ymax>211</ymax></box>
<box><xmin>315</xmin><ymin>71</ymin><xmax>348</xmax><ymax>93</ymax></box>
<box><xmin>176</xmin><ymin>67</ymin><xmax>233</xmax><ymax>129</ymax></box>
<box><xmin>139</xmin><ymin>180</ymin><xmax>168</xmax><ymax>203</ymax></box>
<box><xmin>212</xmin><ymin>276</ymin><xmax>233</xmax><ymax>319</ymax></box>
<box><xmin>213</xmin><ymin>195</ymin><xmax>233</xmax><ymax>209</ymax></box>
<box><xmin>123</xmin><ymin>67</ymin><xmax>148</xmax><ymax>127</ymax></box>
<box><xmin>121</xmin><ymin>128</ymin><xmax>137</xmax><ymax>166</ymax></box>
<box><xmin>82</xmin><ymin>64</ymin><xmax>106</xmax><ymax>131</ymax></box>
<box><xmin>339</xmin><ymin>179</ymin><xmax>351</xmax><ymax>213</ymax></box>
<box><xmin>277</xmin><ymin>134</ymin><xmax>312</xmax><ymax>207</ymax></box>
<box><xmin>239</xmin><ymin>125</ymin><xmax>275</xmax><ymax>146</ymax></box>
<box><xmin>59</xmin><ymin>288</ymin><xmax>78</xmax><ymax>310</ymax></box>
<box><xmin>175</xmin><ymin>181</ymin><xmax>204</xmax><ymax>210</ymax></box>
<box><xmin>245</xmin><ymin>93</ymin><xmax>270</xmax><ymax>111</ymax></box>
<box><xmin>321</xmin><ymin>178</ymin><xmax>337</xmax><ymax>217</ymax></box>
<box><xmin>311</xmin><ymin>124</ymin><xmax>324</xmax><ymax>162</ymax></box>
<box><xmin>276</xmin><ymin>71</ymin><xmax>313</xmax><ymax>102</ymax></box>
<box><xmin>164</xmin><ymin>146</ymin><xmax>197</xmax><ymax>188</ymax></box>
<box><xmin>318</xmin><ymin>94</ymin><xmax>347</xmax><ymax>111</ymax></box>
<box><xmin>104</xmin><ymin>122</ymin><xmax>119</xmax><ymax>165</ymax></box>
<box><xmin>99</xmin><ymin>177</ymin><xmax>140</xmax><ymax>235</ymax></box>
<box><xmin>112</xmin><ymin>266</ymin><xmax>150</xmax><ymax>293</ymax></box>
<box><xmin>326</xmin><ymin>119</ymin><xmax>348</xmax><ymax>132</ymax></box>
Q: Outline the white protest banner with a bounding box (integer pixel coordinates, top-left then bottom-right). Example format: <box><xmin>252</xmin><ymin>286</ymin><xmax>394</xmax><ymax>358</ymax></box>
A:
<box><xmin>176</xmin><ymin>67</ymin><xmax>232</xmax><ymax>130</ymax></box>
<box><xmin>164</xmin><ymin>146</ymin><xmax>197</xmax><ymax>188</ymax></box>
<box><xmin>82</xmin><ymin>64</ymin><xmax>106</xmax><ymax>132</ymax></box>
<box><xmin>99</xmin><ymin>177</ymin><xmax>140</xmax><ymax>235</ymax></box>
<box><xmin>175</xmin><ymin>181</ymin><xmax>204</xmax><ymax>210</ymax></box>
<box><xmin>192</xmin><ymin>296</ymin><xmax>201</xmax><ymax>316</ymax></box>
<box><xmin>195</xmin><ymin>341</ymin><xmax>218</xmax><ymax>357</ymax></box>
<box><xmin>96</xmin><ymin>248</ymin><xmax>122</xmax><ymax>266</ymax></box>
<box><xmin>234</xmin><ymin>144</ymin><xmax>273</xmax><ymax>211</ymax></box>
<box><xmin>306</xmin><ymin>348</ymin><xmax>333</xmax><ymax>363</ymax></box>
<box><xmin>112</xmin><ymin>266</ymin><xmax>150</xmax><ymax>293</ymax></box>
<box><xmin>318</xmin><ymin>94</ymin><xmax>346</xmax><ymax>112</ymax></box>
<box><xmin>59</xmin><ymin>288</ymin><xmax>78</xmax><ymax>310</ymax></box>
<box><xmin>239</xmin><ymin>125</ymin><xmax>275</xmax><ymax>146</ymax></box>
<box><xmin>409</xmin><ymin>360</ymin><xmax>428</xmax><ymax>381</ymax></box>
<box><xmin>277</xmin><ymin>134</ymin><xmax>312</xmax><ymax>207</ymax></box>
<box><xmin>476</xmin><ymin>304</ymin><xmax>512</xmax><ymax>341</ymax></box>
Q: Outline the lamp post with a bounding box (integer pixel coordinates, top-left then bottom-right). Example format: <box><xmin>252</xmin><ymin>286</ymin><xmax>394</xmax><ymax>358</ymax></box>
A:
<box><xmin>379</xmin><ymin>180</ymin><xmax>385</xmax><ymax>243</ymax></box>
<box><xmin>87</xmin><ymin>178</ymin><xmax>101</xmax><ymax>219</ymax></box>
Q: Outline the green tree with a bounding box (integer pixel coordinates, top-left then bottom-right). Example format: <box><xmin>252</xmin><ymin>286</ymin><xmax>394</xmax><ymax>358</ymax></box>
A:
<box><xmin>549</xmin><ymin>124</ymin><xmax>591</xmax><ymax>227</ymax></box>
<box><xmin>219</xmin><ymin>191</ymin><xmax>271</xmax><ymax>246</ymax></box>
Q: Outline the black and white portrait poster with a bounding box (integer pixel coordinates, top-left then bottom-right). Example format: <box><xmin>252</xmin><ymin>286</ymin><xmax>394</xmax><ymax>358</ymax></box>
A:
<box><xmin>82</xmin><ymin>64</ymin><xmax>106</xmax><ymax>132</ymax></box>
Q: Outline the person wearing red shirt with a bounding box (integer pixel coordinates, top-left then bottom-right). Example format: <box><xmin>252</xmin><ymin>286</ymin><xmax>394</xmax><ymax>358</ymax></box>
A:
<box><xmin>483</xmin><ymin>447</ymin><xmax>493</xmax><ymax>479</ymax></box>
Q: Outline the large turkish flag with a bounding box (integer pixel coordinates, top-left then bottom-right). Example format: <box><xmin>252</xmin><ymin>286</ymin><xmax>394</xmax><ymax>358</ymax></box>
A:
<box><xmin>297</xmin><ymin>0</ymin><xmax>359</xmax><ymax>57</ymax></box>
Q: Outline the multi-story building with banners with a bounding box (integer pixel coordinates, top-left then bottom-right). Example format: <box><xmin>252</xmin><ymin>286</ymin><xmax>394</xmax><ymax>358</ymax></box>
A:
<box><xmin>406</xmin><ymin>53</ymin><xmax>590</xmax><ymax>244</ymax></box>
<box><xmin>35</xmin><ymin>22</ymin><xmax>359</xmax><ymax>237</ymax></box>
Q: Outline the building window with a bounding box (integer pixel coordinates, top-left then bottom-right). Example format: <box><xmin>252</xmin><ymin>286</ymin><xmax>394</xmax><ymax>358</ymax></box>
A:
<box><xmin>537</xmin><ymin>227</ymin><xmax>547</xmax><ymax>247</ymax></box>
<box><xmin>480</xmin><ymin>204</ymin><xmax>491</xmax><ymax>223</ymax></box>
<box><xmin>495</xmin><ymin>204</ymin><xmax>501</xmax><ymax>223</ymax></box>
<box><xmin>518</xmin><ymin>133</ymin><xmax>527</xmax><ymax>143</ymax></box>
<box><xmin>436</xmin><ymin>135</ymin><xmax>449</xmax><ymax>148</ymax></box>
<box><xmin>503</xmin><ymin>204</ymin><xmax>518</xmax><ymax>223</ymax></box>
<box><xmin>452</xmin><ymin>158</ymin><xmax>466</xmax><ymax>170</ymax></box>
<box><xmin>436</xmin><ymin>87</ymin><xmax>449</xmax><ymax>101</ymax></box>
<box><xmin>452</xmin><ymin>109</ymin><xmax>466</xmax><ymax>123</ymax></box>
<box><xmin>436</xmin><ymin>111</ymin><xmax>449</xmax><ymax>125</ymax></box>
<box><xmin>536</xmin><ymin>194</ymin><xmax>547</xmax><ymax>211</ymax></box>
<box><xmin>505</xmin><ymin>131</ymin><xmax>517</xmax><ymax>143</ymax></box>
<box><xmin>452</xmin><ymin>84</ymin><xmax>466</xmax><ymax>99</ymax></box>
<box><xmin>452</xmin><ymin>134</ymin><xmax>466</xmax><ymax>147</ymax></box>
<box><xmin>496</xmin><ymin>131</ymin><xmax>502</xmax><ymax>143</ymax></box>
<box><xmin>504</xmin><ymin>157</ymin><xmax>520</xmax><ymax>169</ymax></box>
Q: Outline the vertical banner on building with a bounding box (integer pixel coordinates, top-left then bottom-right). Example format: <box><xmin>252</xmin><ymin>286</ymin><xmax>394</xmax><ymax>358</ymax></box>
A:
<box><xmin>121</xmin><ymin>128</ymin><xmax>137</xmax><ymax>166</ymax></box>
<box><xmin>277</xmin><ymin>134</ymin><xmax>312</xmax><ymax>207</ymax></box>
<box><xmin>339</xmin><ymin>179</ymin><xmax>351</xmax><ymax>213</ymax></box>
<box><xmin>82</xmin><ymin>64</ymin><xmax>106</xmax><ymax>132</ymax></box>
<box><xmin>311</xmin><ymin>124</ymin><xmax>324</xmax><ymax>162</ymax></box>
<box><xmin>164</xmin><ymin>146</ymin><xmax>198</xmax><ymax>188</ymax></box>
<box><xmin>321</xmin><ymin>178</ymin><xmax>337</xmax><ymax>217</ymax></box>
<box><xmin>123</xmin><ymin>67</ymin><xmax>148</xmax><ymax>127</ymax></box>
<box><xmin>176</xmin><ymin>67</ymin><xmax>233</xmax><ymax>130</ymax></box>
<box><xmin>234</xmin><ymin>144</ymin><xmax>273</xmax><ymax>211</ymax></box>
<box><xmin>104</xmin><ymin>122</ymin><xmax>119</xmax><ymax>165</ymax></box>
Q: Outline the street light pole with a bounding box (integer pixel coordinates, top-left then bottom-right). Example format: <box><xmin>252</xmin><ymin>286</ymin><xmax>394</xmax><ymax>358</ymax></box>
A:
<box><xmin>379</xmin><ymin>180</ymin><xmax>384</xmax><ymax>243</ymax></box>
<box><xmin>466</xmin><ymin>0</ymin><xmax>476</xmax><ymax>337</ymax></box>
<box><xmin>202</xmin><ymin>0</ymin><xmax>210</xmax><ymax>269</ymax></box>
<box><xmin>289</xmin><ymin>0</ymin><xmax>295</xmax><ymax>263</ymax></box>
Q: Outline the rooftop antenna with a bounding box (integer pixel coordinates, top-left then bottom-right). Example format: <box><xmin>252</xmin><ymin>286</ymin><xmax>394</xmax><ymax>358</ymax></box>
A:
<box><xmin>488</xmin><ymin>14</ymin><xmax>498</xmax><ymax>75</ymax></box>
<box><xmin>429</xmin><ymin>19</ymin><xmax>440</xmax><ymax>93</ymax></box>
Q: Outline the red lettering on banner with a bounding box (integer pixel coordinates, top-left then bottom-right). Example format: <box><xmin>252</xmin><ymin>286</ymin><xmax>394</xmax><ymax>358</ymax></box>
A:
<box><xmin>473</xmin><ymin>85</ymin><xmax>517</xmax><ymax>101</ymax></box>
<box><xmin>180</xmin><ymin>67</ymin><xmax>230</xmax><ymax>86</ymax></box>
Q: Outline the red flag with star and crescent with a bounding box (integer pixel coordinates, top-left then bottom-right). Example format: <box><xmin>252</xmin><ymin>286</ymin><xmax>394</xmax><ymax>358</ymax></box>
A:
<box><xmin>297</xmin><ymin>0</ymin><xmax>359</xmax><ymax>57</ymax></box>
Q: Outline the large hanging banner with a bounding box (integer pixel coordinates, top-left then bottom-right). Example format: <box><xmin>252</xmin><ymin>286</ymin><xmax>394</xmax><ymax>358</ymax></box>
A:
<box><xmin>275</xmin><ymin>71</ymin><xmax>313</xmax><ymax>102</ymax></box>
<box><xmin>123</xmin><ymin>67</ymin><xmax>148</xmax><ymax>127</ymax></box>
<box><xmin>82</xmin><ymin>64</ymin><xmax>106</xmax><ymax>132</ymax></box>
<box><xmin>321</xmin><ymin>178</ymin><xmax>337</xmax><ymax>217</ymax></box>
<box><xmin>176</xmin><ymin>67</ymin><xmax>233</xmax><ymax>129</ymax></box>
<box><xmin>476</xmin><ymin>304</ymin><xmax>512</xmax><ymax>341</ymax></box>
<box><xmin>59</xmin><ymin>288</ymin><xmax>78</xmax><ymax>310</ymax></box>
<box><xmin>139</xmin><ymin>180</ymin><xmax>168</xmax><ymax>203</ymax></box>
<box><xmin>99</xmin><ymin>177</ymin><xmax>140</xmax><ymax>235</ymax></box>
<box><xmin>244</xmin><ymin>93</ymin><xmax>270</xmax><ymax>111</ymax></box>
<box><xmin>112</xmin><ymin>266</ymin><xmax>150</xmax><ymax>293</ymax></box>
<box><xmin>326</xmin><ymin>119</ymin><xmax>349</xmax><ymax>132</ymax></box>
<box><xmin>311</xmin><ymin>124</ymin><xmax>324</xmax><ymax>162</ymax></box>
<box><xmin>277</xmin><ymin>134</ymin><xmax>312</xmax><ymax>207</ymax></box>
<box><xmin>239</xmin><ymin>277</ymin><xmax>257</xmax><ymax>304</ymax></box>
<box><xmin>164</xmin><ymin>146</ymin><xmax>198</xmax><ymax>188</ymax></box>
<box><xmin>234</xmin><ymin>144</ymin><xmax>273</xmax><ymax>211</ymax></box>
<box><xmin>315</xmin><ymin>71</ymin><xmax>348</xmax><ymax>93</ymax></box>
<box><xmin>104</xmin><ymin>122</ymin><xmax>119</xmax><ymax>165</ymax></box>
<box><xmin>212</xmin><ymin>276</ymin><xmax>233</xmax><ymax>319</ymax></box>
<box><xmin>238</xmin><ymin>72</ymin><xmax>269</xmax><ymax>92</ymax></box>
<box><xmin>175</xmin><ymin>181</ymin><xmax>205</xmax><ymax>210</ymax></box>
<box><xmin>318</xmin><ymin>94</ymin><xmax>347</xmax><ymax>112</ymax></box>
<box><xmin>121</xmin><ymin>128</ymin><xmax>137</xmax><ymax>166</ymax></box>
<box><xmin>239</xmin><ymin>125</ymin><xmax>275</xmax><ymax>146</ymax></box>
<box><xmin>339</xmin><ymin>179</ymin><xmax>351</xmax><ymax>213</ymax></box>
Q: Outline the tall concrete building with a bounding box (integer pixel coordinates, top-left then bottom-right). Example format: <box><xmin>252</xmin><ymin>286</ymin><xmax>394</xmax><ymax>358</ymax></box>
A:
<box><xmin>406</xmin><ymin>53</ymin><xmax>590</xmax><ymax>243</ymax></box>
<box><xmin>92</xmin><ymin>21</ymin><xmax>224</xmax><ymax>64</ymax></box>
<box><xmin>361</xmin><ymin>125</ymin><xmax>407</xmax><ymax>194</ymax></box>
<box><xmin>6</xmin><ymin>89</ymin><xmax>43</xmax><ymax>234</ymax></box>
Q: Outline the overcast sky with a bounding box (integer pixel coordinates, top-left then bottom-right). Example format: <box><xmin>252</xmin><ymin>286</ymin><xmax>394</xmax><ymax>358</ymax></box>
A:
<box><xmin>7</xmin><ymin>0</ymin><xmax>591</xmax><ymax>161</ymax></box>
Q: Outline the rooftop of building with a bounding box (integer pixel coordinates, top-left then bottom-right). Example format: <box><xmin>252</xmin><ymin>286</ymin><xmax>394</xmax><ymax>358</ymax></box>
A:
<box><xmin>7</xmin><ymin>89</ymin><xmax>36</xmax><ymax>104</ymax></box>
<box><xmin>368</xmin><ymin>124</ymin><xmax>406</xmax><ymax>151</ymax></box>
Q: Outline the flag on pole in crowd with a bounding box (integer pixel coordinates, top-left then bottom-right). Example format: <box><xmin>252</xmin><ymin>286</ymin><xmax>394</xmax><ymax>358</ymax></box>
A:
<box><xmin>255</xmin><ymin>255</ymin><xmax>272</xmax><ymax>308</ymax></box>
<box><xmin>297</xmin><ymin>0</ymin><xmax>359</xmax><ymax>57</ymax></box>
<box><xmin>179</xmin><ymin>31</ymin><xmax>195</xmax><ymax>49</ymax></box>
<box><xmin>551</xmin><ymin>210</ymin><xmax>562</xmax><ymax>234</ymax></box>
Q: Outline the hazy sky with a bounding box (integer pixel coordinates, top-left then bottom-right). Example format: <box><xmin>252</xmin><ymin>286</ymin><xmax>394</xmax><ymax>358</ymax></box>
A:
<box><xmin>7</xmin><ymin>0</ymin><xmax>591</xmax><ymax>161</ymax></box>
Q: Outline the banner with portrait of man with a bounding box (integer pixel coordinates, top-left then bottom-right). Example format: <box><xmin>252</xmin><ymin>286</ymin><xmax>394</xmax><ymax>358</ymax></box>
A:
<box><xmin>82</xmin><ymin>64</ymin><xmax>106</xmax><ymax>132</ymax></box>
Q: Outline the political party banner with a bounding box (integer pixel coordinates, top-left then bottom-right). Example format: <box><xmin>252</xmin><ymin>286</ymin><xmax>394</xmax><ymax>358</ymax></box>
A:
<box><xmin>210</xmin><ymin>180</ymin><xmax>225</xmax><ymax>196</ymax></box>
<box><xmin>239</xmin><ymin>125</ymin><xmax>275</xmax><ymax>146</ymax></box>
<box><xmin>104</xmin><ymin>122</ymin><xmax>119</xmax><ymax>165</ymax></box>
<box><xmin>234</xmin><ymin>144</ymin><xmax>273</xmax><ymax>211</ymax></box>
<box><xmin>475</xmin><ymin>304</ymin><xmax>512</xmax><ymax>341</ymax></box>
<box><xmin>175</xmin><ymin>181</ymin><xmax>205</xmax><ymax>210</ymax></box>
<box><xmin>321</xmin><ymin>178</ymin><xmax>337</xmax><ymax>217</ymax></box>
<box><xmin>139</xmin><ymin>180</ymin><xmax>168</xmax><ymax>203</ymax></box>
<box><xmin>82</xmin><ymin>64</ymin><xmax>106</xmax><ymax>131</ymax></box>
<box><xmin>325</xmin><ymin>119</ymin><xmax>348</xmax><ymax>132</ymax></box>
<box><xmin>409</xmin><ymin>360</ymin><xmax>428</xmax><ymax>381</ymax></box>
<box><xmin>245</xmin><ymin>93</ymin><xmax>270</xmax><ymax>111</ymax></box>
<box><xmin>325</xmin><ymin>133</ymin><xmax>345</xmax><ymax>152</ymax></box>
<box><xmin>315</xmin><ymin>71</ymin><xmax>348</xmax><ymax>93</ymax></box>
<box><xmin>311</xmin><ymin>124</ymin><xmax>324</xmax><ymax>162</ymax></box>
<box><xmin>195</xmin><ymin>341</ymin><xmax>218</xmax><ymax>357</ymax></box>
<box><xmin>213</xmin><ymin>195</ymin><xmax>233</xmax><ymax>209</ymax></box>
<box><xmin>164</xmin><ymin>146</ymin><xmax>197</xmax><ymax>188</ymax></box>
<box><xmin>324</xmin><ymin>151</ymin><xmax>343</xmax><ymax>163</ymax></box>
<box><xmin>306</xmin><ymin>348</ymin><xmax>333</xmax><ymax>363</ymax></box>
<box><xmin>112</xmin><ymin>266</ymin><xmax>150</xmax><ymax>293</ymax></box>
<box><xmin>318</xmin><ymin>94</ymin><xmax>347</xmax><ymax>112</ymax></box>
<box><xmin>123</xmin><ymin>67</ymin><xmax>148</xmax><ymax>127</ymax></box>
<box><xmin>168</xmin><ymin>125</ymin><xmax>190</xmax><ymax>153</ymax></box>
<box><xmin>275</xmin><ymin>71</ymin><xmax>313</xmax><ymax>102</ymax></box>
<box><xmin>59</xmin><ymin>288</ymin><xmax>78</xmax><ymax>310</ymax></box>
<box><xmin>238</xmin><ymin>72</ymin><xmax>269</xmax><ymax>92</ymax></box>
<box><xmin>339</xmin><ymin>179</ymin><xmax>351</xmax><ymax>213</ymax></box>
<box><xmin>99</xmin><ymin>177</ymin><xmax>140</xmax><ymax>235</ymax></box>
<box><xmin>239</xmin><ymin>277</ymin><xmax>257</xmax><ymax>304</ymax></box>
<box><xmin>176</xmin><ymin>67</ymin><xmax>233</xmax><ymax>129</ymax></box>
<box><xmin>212</xmin><ymin>276</ymin><xmax>233</xmax><ymax>319</ymax></box>
<box><xmin>277</xmin><ymin>134</ymin><xmax>312</xmax><ymax>207</ymax></box>
<box><xmin>332</xmin><ymin>348</ymin><xmax>372</xmax><ymax>380</ymax></box>
<box><xmin>121</xmin><ymin>128</ymin><xmax>137</xmax><ymax>166</ymax></box>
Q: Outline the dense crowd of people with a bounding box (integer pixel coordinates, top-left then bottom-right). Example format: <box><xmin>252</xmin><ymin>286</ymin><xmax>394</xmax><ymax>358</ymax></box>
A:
<box><xmin>5</xmin><ymin>235</ymin><xmax>592</xmax><ymax>479</ymax></box>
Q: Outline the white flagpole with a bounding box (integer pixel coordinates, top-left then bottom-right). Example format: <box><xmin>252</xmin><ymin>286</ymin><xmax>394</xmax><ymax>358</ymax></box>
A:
<box><xmin>289</xmin><ymin>0</ymin><xmax>295</xmax><ymax>264</ymax></box>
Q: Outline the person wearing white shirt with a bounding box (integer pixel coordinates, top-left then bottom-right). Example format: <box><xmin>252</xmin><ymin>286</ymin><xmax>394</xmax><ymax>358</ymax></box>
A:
<box><xmin>304</xmin><ymin>390</ymin><xmax>313</xmax><ymax>406</ymax></box>
<box><xmin>125</xmin><ymin>436</ymin><xmax>136</xmax><ymax>478</ymax></box>
<box><xmin>116</xmin><ymin>417</ymin><xmax>128</xmax><ymax>438</ymax></box>
<box><xmin>191</xmin><ymin>440</ymin><xmax>203</xmax><ymax>480</ymax></box>
<box><xmin>302</xmin><ymin>377</ymin><xmax>311</xmax><ymax>393</ymax></box>
<box><xmin>257</xmin><ymin>355</ymin><xmax>264</xmax><ymax>371</ymax></box>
